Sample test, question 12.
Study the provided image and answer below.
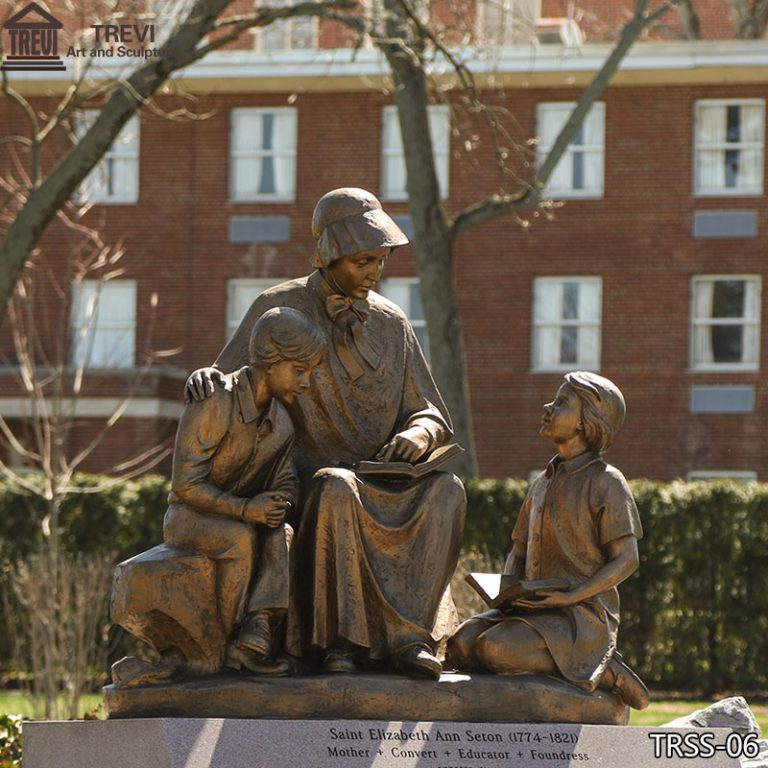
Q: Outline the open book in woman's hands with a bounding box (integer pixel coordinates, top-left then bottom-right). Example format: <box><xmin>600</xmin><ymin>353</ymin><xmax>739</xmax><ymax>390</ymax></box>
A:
<box><xmin>354</xmin><ymin>443</ymin><xmax>464</xmax><ymax>479</ymax></box>
<box><xmin>465</xmin><ymin>573</ymin><xmax>570</xmax><ymax>610</ymax></box>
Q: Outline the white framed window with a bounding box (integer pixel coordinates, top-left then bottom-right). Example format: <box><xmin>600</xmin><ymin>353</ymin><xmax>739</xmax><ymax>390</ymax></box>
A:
<box><xmin>687</xmin><ymin>470</ymin><xmax>757</xmax><ymax>483</ymax></box>
<box><xmin>227</xmin><ymin>279</ymin><xmax>285</xmax><ymax>341</ymax></box>
<box><xmin>253</xmin><ymin>0</ymin><xmax>317</xmax><ymax>51</ymax></box>
<box><xmin>690</xmin><ymin>275</ymin><xmax>761</xmax><ymax>371</ymax></box>
<box><xmin>477</xmin><ymin>0</ymin><xmax>540</xmax><ymax>46</ymax></box>
<box><xmin>694</xmin><ymin>99</ymin><xmax>764</xmax><ymax>196</ymax></box>
<box><xmin>532</xmin><ymin>277</ymin><xmax>601</xmax><ymax>372</ymax></box>
<box><xmin>378</xmin><ymin>277</ymin><xmax>430</xmax><ymax>361</ymax></box>
<box><xmin>381</xmin><ymin>105</ymin><xmax>450</xmax><ymax>201</ymax></box>
<box><xmin>537</xmin><ymin>102</ymin><xmax>605</xmax><ymax>198</ymax></box>
<box><xmin>70</xmin><ymin>280</ymin><xmax>137</xmax><ymax>369</ymax></box>
<box><xmin>230</xmin><ymin>108</ymin><xmax>297</xmax><ymax>202</ymax></box>
<box><xmin>75</xmin><ymin>112</ymin><xmax>139</xmax><ymax>204</ymax></box>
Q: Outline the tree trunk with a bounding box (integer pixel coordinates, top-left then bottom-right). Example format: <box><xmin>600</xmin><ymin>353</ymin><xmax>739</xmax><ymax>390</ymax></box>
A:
<box><xmin>381</xmin><ymin>4</ymin><xmax>478</xmax><ymax>477</ymax></box>
<box><xmin>676</xmin><ymin>0</ymin><xmax>701</xmax><ymax>39</ymax></box>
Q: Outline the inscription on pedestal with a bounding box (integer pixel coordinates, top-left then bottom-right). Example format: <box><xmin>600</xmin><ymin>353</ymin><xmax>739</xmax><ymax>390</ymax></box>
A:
<box><xmin>24</xmin><ymin>718</ymin><xmax>745</xmax><ymax>768</ymax></box>
<box><xmin>317</xmin><ymin>722</ymin><xmax>742</xmax><ymax>768</ymax></box>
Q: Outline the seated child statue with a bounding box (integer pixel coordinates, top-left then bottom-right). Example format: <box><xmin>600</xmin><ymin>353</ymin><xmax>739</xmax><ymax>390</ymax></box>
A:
<box><xmin>447</xmin><ymin>371</ymin><xmax>649</xmax><ymax>710</ymax></box>
<box><xmin>111</xmin><ymin>307</ymin><xmax>325</xmax><ymax>687</ymax></box>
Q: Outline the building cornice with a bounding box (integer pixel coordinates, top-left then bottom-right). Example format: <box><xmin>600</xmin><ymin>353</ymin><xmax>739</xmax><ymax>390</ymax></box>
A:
<box><xmin>8</xmin><ymin>40</ymin><xmax>768</xmax><ymax>95</ymax></box>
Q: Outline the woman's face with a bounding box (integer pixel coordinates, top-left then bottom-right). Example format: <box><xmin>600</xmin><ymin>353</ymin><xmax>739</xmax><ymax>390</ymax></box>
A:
<box><xmin>540</xmin><ymin>383</ymin><xmax>582</xmax><ymax>444</ymax></box>
<box><xmin>328</xmin><ymin>247</ymin><xmax>390</xmax><ymax>299</ymax></box>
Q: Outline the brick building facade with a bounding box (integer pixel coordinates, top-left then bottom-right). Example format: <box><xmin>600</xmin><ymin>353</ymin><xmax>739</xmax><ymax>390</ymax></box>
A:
<box><xmin>1</xmin><ymin>0</ymin><xmax>766</xmax><ymax>481</ymax></box>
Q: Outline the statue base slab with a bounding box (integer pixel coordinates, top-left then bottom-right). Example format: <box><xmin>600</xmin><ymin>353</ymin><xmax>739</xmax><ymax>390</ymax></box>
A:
<box><xmin>103</xmin><ymin>672</ymin><xmax>628</xmax><ymax>725</ymax></box>
<box><xmin>23</xmin><ymin>717</ymin><xmax>741</xmax><ymax>768</ymax></box>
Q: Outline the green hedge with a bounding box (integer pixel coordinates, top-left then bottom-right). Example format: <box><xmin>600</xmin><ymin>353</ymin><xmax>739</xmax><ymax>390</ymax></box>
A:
<box><xmin>0</xmin><ymin>474</ymin><xmax>167</xmax><ymax>564</ymax></box>
<box><xmin>1</xmin><ymin>474</ymin><xmax>767</xmax><ymax>694</ymax></box>
<box><xmin>463</xmin><ymin>477</ymin><xmax>768</xmax><ymax>694</ymax></box>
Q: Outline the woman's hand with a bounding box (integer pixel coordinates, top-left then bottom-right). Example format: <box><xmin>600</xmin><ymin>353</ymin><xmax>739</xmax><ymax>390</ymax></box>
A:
<box><xmin>375</xmin><ymin>426</ymin><xmax>431</xmax><ymax>463</ymax></box>
<box><xmin>184</xmin><ymin>367</ymin><xmax>226</xmax><ymax>403</ymax></box>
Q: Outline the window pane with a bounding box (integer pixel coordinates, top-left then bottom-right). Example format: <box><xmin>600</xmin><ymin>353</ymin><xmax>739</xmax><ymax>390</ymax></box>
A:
<box><xmin>409</xmin><ymin>282</ymin><xmax>425</xmax><ymax>321</ymax></box>
<box><xmin>227</xmin><ymin>280</ymin><xmax>283</xmax><ymax>339</ymax></box>
<box><xmin>695</xmin><ymin>101</ymin><xmax>765</xmax><ymax>194</ymax></box>
<box><xmin>725</xmin><ymin>148</ymin><xmax>740</xmax><ymax>188</ymax></box>
<box><xmin>71</xmin><ymin>281</ymin><xmax>136</xmax><ymax>368</ymax></box>
<box><xmin>726</xmin><ymin>104</ymin><xmax>741</xmax><ymax>143</ymax></box>
<box><xmin>741</xmin><ymin>105</ymin><xmax>763</xmax><ymax>142</ymax></box>
<box><xmin>533</xmin><ymin>281</ymin><xmax>563</xmax><ymax>322</ymax></box>
<box><xmin>697</xmin><ymin>105</ymin><xmax>725</xmax><ymax>144</ymax></box>
<box><xmin>415</xmin><ymin>326</ymin><xmax>430</xmax><ymax>359</ymax></box>
<box><xmin>537</xmin><ymin>102</ymin><xmax>604</xmax><ymax>197</ymax></box>
<box><xmin>533</xmin><ymin>277</ymin><xmax>601</xmax><ymax>369</ymax></box>
<box><xmin>571</xmin><ymin>151</ymin><xmax>584</xmax><ymax>189</ymax></box>
<box><xmin>272</xmin><ymin>111</ymin><xmax>297</xmax><ymax>150</ymax></box>
<box><xmin>291</xmin><ymin>16</ymin><xmax>315</xmax><ymax>48</ymax></box>
<box><xmin>691</xmin><ymin>277</ymin><xmax>760</xmax><ymax>368</ymax></box>
<box><xmin>560</xmin><ymin>326</ymin><xmax>578</xmax><ymax>364</ymax></box>
<box><xmin>561</xmin><ymin>282</ymin><xmax>579</xmax><ymax>320</ymax></box>
<box><xmin>77</xmin><ymin>113</ymin><xmax>139</xmax><ymax>203</ymax></box>
<box><xmin>378</xmin><ymin>278</ymin><xmax>430</xmax><ymax>362</ymax></box>
<box><xmin>261</xmin><ymin>20</ymin><xmax>287</xmax><ymax>50</ymax></box>
<box><xmin>230</xmin><ymin>110</ymin><xmax>296</xmax><ymax>200</ymax></box>
<box><xmin>381</xmin><ymin>106</ymin><xmax>449</xmax><ymax>200</ymax></box>
<box><xmin>534</xmin><ymin>326</ymin><xmax>561</xmax><ymax>368</ymax></box>
<box><xmin>232</xmin><ymin>157</ymin><xmax>263</xmax><ymax>198</ymax></box>
<box><xmin>711</xmin><ymin>280</ymin><xmax>745</xmax><ymax>318</ymax></box>
<box><xmin>578</xmin><ymin>278</ymin><xmax>601</xmax><ymax>321</ymax></box>
<box><xmin>233</xmin><ymin>112</ymin><xmax>264</xmax><ymax>151</ymax></box>
<box><xmin>711</xmin><ymin>326</ymin><xmax>743</xmax><ymax>363</ymax></box>
<box><xmin>737</xmin><ymin>148</ymin><xmax>762</xmax><ymax>190</ymax></box>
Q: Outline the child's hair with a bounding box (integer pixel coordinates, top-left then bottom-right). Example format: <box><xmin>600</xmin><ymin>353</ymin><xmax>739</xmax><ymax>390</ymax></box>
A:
<box><xmin>564</xmin><ymin>371</ymin><xmax>626</xmax><ymax>454</ymax></box>
<box><xmin>249</xmin><ymin>307</ymin><xmax>326</xmax><ymax>367</ymax></box>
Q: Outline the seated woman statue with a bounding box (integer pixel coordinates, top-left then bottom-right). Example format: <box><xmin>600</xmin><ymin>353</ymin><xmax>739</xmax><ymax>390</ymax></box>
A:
<box><xmin>447</xmin><ymin>371</ymin><xmax>649</xmax><ymax>710</ymax></box>
<box><xmin>187</xmin><ymin>188</ymin><xmax>466</xmax><ymax>679</ymax></box>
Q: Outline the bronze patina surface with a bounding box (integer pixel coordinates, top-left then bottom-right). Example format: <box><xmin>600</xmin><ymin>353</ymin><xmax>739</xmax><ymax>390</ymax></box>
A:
<box><xmin>111</xmin><ymin>308</ymin><xmax>325</xmax><ymax>686</ymax></box>
<box><xmin>108</xmin><ymin>192</ymin><xmax>641</xmax><ymax>726</ymax></box>
<box><xmin>103</xmin><ymin>672</ymin><xmax>628</xmax><ymax>724</ymax></box>
<box><xmin>186</xmin><ymin>188</ymin><xmax>466</xmax><ymax>681</ymax></box>
<box><xmin>447</xmin><ymin>373</ymin><xmax>649</xmax><ymax>711</ymax></box>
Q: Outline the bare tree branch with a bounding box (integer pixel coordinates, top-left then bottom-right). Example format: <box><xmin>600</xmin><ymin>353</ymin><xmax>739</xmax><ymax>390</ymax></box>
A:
<box><xmin>452</xmin><ymin>0</ymin><xmax>678</xmax><ymax>237</ymax></box>
<box><xmin>0</xmin><ymin>0</ymin><xmax>355</xmax><ymax>327</ymax></box>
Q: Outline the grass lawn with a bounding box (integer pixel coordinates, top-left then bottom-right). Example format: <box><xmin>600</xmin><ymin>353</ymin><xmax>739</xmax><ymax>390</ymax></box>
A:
<box><xmin>0</xmin><ymin>691</ymin><xmax>104</xmax><ymax>720</ymax></box>
<box><xmin>631</xmin><ymin>699</ymin><xmax>768</xmax><ymax>732</ymax></box>
<box><xmin>1</xmin><ymin>690</ymin><xmax>765</xmax><ymax>732</ymax></box>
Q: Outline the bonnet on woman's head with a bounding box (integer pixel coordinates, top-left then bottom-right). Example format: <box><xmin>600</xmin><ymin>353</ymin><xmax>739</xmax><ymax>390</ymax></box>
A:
<box><xmin>564</xmin><ymin>371</ymin><xmax>626</xmax><ymax>453</ymax></box>
<box><xmin>311</xmin><ymin>188</ymin><xmax>409</xmax><ymax>268</ymax></box>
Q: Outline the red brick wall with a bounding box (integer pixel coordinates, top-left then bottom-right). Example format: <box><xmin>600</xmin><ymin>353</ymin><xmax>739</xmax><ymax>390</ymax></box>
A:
<box><xmin>2</xmin><ymin>68</ymin><xmax>766</xmax><ymax>480</ymax></box>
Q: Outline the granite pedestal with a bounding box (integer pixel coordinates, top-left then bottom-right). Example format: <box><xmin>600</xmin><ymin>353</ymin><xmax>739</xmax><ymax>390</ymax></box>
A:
<box><xmin>24</xmin><ymin>717</ymin><xmax>742</xmax><ymax>768</ymax></box>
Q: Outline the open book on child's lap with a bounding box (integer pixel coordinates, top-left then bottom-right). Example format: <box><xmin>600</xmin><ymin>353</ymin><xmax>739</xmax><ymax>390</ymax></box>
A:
<box><xmin>466</xmin><ymin>573</ymin><xmax>570</xmax><ymax>610</ymax></box>
<box><xmin>354</xmin><ymin>443</ymin><xmax>464</xmax><ymax>479</ymax></box>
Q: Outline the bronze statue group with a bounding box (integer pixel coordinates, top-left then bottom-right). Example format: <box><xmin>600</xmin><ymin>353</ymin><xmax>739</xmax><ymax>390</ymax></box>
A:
<box><xmin>111</xmin><ymin>188</ymin><xmax>648</xmax><ymax>712</ymax></box>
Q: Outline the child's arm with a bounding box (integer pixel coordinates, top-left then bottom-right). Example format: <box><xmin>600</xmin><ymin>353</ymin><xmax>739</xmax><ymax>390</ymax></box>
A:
<box><xmin>268</xmin><ymin>445</ymin><xmax>298</xmax><ymax>509</ymax></box>
<box><xmin>521</xmin><ymin>535</ymin><xmax>638</xmax><ymax>608</ymax></box>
